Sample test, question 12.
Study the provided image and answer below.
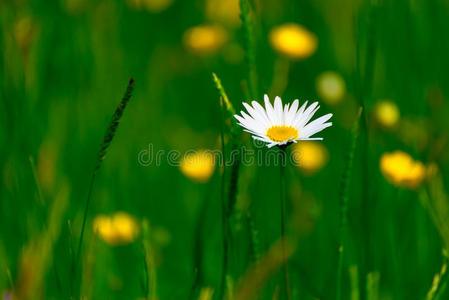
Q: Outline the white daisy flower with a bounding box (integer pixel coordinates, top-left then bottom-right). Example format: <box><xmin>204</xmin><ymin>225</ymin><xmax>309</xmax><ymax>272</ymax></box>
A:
<box><xmin>234</xmin><ymin>94</ymin><xmax>333</xmax><ymax>148</ymax></box>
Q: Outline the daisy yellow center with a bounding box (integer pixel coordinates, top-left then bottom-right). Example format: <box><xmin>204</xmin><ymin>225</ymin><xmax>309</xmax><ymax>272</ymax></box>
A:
<box><xmin>266</xmin><ymin>125</ymin><xmax>299</xmax><ymax>142</ymax></box>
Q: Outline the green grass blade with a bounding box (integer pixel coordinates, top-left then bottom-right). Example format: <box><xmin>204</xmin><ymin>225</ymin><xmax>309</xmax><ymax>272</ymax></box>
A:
<box><xmin>72</xmin><ymin>77</ymin><xmax>135</xmax><ymax>296</ymax></box>
<box><xmin>239</xmin><ymin>0</ymin><xmax>257</xmax><ymax>99</ymax></box>
<box><xmin>337</xmin><ymin>108</ymin><xmax>363</xmax><ymax>300</ymax></box>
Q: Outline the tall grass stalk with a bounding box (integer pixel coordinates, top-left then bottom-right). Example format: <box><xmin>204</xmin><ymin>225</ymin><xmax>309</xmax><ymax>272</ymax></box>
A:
<box><xmin>213</xmin><ymin>73</ymin><xmax>241</xmax><ymax>300</ymax></box>
<box><xmin>354</xmin><ymin>1</ymin><xmax>379</xmax><ymax>283</ymax></box>
<box><xmin>427</xmin><ymin>254</ymin><xmax>449</xmax><ymax>300</ymax></box>
<box><xmin>336</xmin><ymin>108</ymin><xmax>362</xmax><ymax>300</ymax></box>
<box><xmin>189</xmin><ymin>188</ymin><xmax>211</xmax><ymax>300</ymax></box>
<box><xmin>279</xmin><ymin>146</ymin><xmax>291</xmax><ymax>300</ymax></box>
<box><xmin>218</xmin><ymin>96</ymin><xmax>231</xmax><ymax>300</ymax></box>
<box><xmin>366</xmin><ymin>272</ymin><xmax>380</xmax><ymax>300</ymax></box>
<box><xmin>422</xmin><ymin>174</ymin><xmax>449</xmax><ymax>299</ymax></box>
<box><xmin>349</xmin><ymin>265</ymin><xmax>360</xmax><ymax>300</ymax></box>
<box><xmin>29</xmin><ymin>156</ymin><xmax>44</xmax><ymax>205</ymax></box>
<box><xmin>246</xmin><ymin>211</ymin><xmax>261</xmax><ymax>264</ymax></box>
<box><xmin>29</xmin><ymin>156</ymin><xmax>63</xmax><ymax>296</ymax></box>
<box><xmin>15</xmin><ymin>183</ymin><xmax>69</xmax><ymax>300</ymax></box>
<box><xmin>239</xmin><ymin>0</ymin><xmax>257</xmax><ymax>99</ymax></box>
<box><xmin>142</xmin><ymin>220</ymin><xmax>157</xmax><ymax>300</ymax></box>
<box><xmin>67</xmin><ymin>219</ymin><xmax>75</xmax><ymax>296</ymax></box>
<box><xmin>233</xmin><ymin>238</ymin><xmax>296</xmax><ymax>300</ymax></box>
<box><xmin>80</xmin><ymin>234</ymin><xmax>97</xmax><ymax>299</ymax></box>
<box><xmin>72</xmin><ymin>77</ymin><xmax>135</xmax><ymax>292</ymax></box>
<box><xmin>213</xmin><ymin>73</ymin><xmax>235</xmax><ymax>116</ymax></box>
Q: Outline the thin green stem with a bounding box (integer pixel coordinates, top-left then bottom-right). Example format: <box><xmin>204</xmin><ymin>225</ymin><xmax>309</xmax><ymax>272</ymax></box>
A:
<box><xmin>142</xmin><ymin>220</ymin><xmax>157</xmax><ymax>300</ymax></box>
<box><xmin>279</xmin><ymin>146</ymin><xmax>291</xmax><ymax>300</ymax></box>
<box><xmin>213</xmin><ymin>73</ymin><xmax>240</xmax><ymax>300</ymax></box>
<box><xmin>337</xmin><ymin>108</ymin><xmax>362</xmax><ymax>300</ymax></box>
<box><xmin>71</xmin><ymin>78</ymin><xmax>135</xmax><ymax>297</ymax></box>
<box><xmin>29</xmin><ymin>156</ymin><xmax>44</xmax><ymax>205</ymax></box>
<box><xmin>336</xmin><ymin>244</ymin><xmax>344</xmax><ymax>300</ymax></box>
<box><xmin>239</xmin><ymin>0</ymin><xmax>257</xmax><ymax>99</ymax></box>
<box><xmin>143</xmin><ymin>253</ymin><xmax>149</xmax><ymax>298</ymax></box>
<box><xmin>75</xmin><ymin>171</ymin><xmax>96</xmax><ymax>266</ymax></box>
<box><xmin>189</xmin><ymin>187</ymin><xmax>210</xmax><ymax>300</ymax></box>
<box><xmin>431</xmin><ymin>254</ymin><xmax>449</xmax><ymax>300</ymax></box>
<box><xmin>219</xmin><ymin>97</ymin><xmax>230</xmax><ymax>300</ymax></box>
<box><xmin>72</xmin><ymin>170</ymin><xmax>97</xmax><ymax>295</ymax></box>
<box><xmin>389</xmin><ymin>189</ymin><xmax>402</xmax><ymax>299</ymax></box>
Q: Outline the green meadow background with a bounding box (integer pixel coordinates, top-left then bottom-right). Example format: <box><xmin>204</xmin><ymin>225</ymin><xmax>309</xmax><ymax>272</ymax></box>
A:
<box><xmin>2</xmin><ymin>0</ymin><xmax>449</xmax><ymax>299</ymax></box>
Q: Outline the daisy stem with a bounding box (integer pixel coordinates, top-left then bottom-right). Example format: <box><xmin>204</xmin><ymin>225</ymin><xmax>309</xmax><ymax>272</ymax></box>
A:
<box><xmin>279</xmin><ymin>146</ymin><xmax>291</xmax><ymax>300</ymax></box>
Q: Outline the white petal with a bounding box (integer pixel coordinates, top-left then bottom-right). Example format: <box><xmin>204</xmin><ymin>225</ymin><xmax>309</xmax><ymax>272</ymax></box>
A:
<box><xmin>294</xmin><ymin>102</ymin><xmax>319</xmax><ymax>128</ymax></box>
<box><xmin>301</xmin><ymin>122</ymin><xmax>332</xmax><ymax>138</ymax></box>
<box><xmin>274</xmin><ymin>96</ymin><xmax>283</xmax><ymax>125</ymax></box>
<box><xmin>297</xmin><ymin>137</ymin><xmax>324</xmax><ymax>141</ymax></box>
<box><xmin>264</xmin><ymin>94</ymin><xmax>276</xmax><ymax>125</ymax></box>
<box><xmin>285</xmin><ymin>99</ymin><xmax>299</xmax><ymax>125</ymax></box>
<box><xmin>236</xmin><ymin>112</ymin><xmax>262</xmax><ymax>133</ymax></box>
<box><xmin>303</xmin><ymin>113</ymin><xmax>333</xmax><ymax>131</ymax></box>
<box><xmin>295</xmin><ymin>100</ymin><xmax>308</xmax><ymax>120</ymax></box>
<box><xmin>250</xmin><ymin>101</ymin><xmax>271</xmax><ymax>126</ymax></box>
<box><xmin>284</xmin><ymin>103</ymin><xmax>290</xmax><ymax>115</ymax></box>
<box><xmin>243</xmin><ymin>102</ymin><xmax>269</xmax><ymax>128</ymax></box>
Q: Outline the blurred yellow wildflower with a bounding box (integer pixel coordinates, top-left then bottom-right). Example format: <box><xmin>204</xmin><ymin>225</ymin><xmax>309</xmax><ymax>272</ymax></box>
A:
<box><xmin>14</xmin><ymin>16</ymin><xmax>39</xmax><ymax>59</ymax></box>
<box><xmin>65</xmin><ymin>0</ymin><xmax>88</xmax><ymax>14</ymax></box>
<box><xmin>183</xmin><ymin>25</ymin><xmax>228</xmax><ymax>55</ymax></box>
<box><xmin>373</xmin><ymin>100</ymin><xmax>400</xmax><ymax>128</ymax></box>
<box><xmin>93</xmin><ymin>212</ymin><xmax>140</xmax><ymax>246</ymax></box>
<box><xmin>15</xmin><ymin>16</ymin><xmax>33</xmax><ymax>48</ymax></box>
<box><xmin>143</xmin><ymin>0</ymin><xmax>173</xmax><ymax>12</ymax></box>
<box><xmin>198</xmin><ymin>287</ymin><xmax>214</xmax><ymax>300</ymax></box>
<box><xmin>316</xmin><ymin>71</ymin><xmax>346</xmax><ymax>105</ymax></box>
<box><xmin>380</xmin><ymin>151</ymin><xmax>425</xmax><ymax>189</ymax></box>
<box><xmin>269</xmin><ymin>23</ymin><xmax>317</xmax><ymax>60</ymax></box>
<box><xmin>179</xmin><ymin>150</ymin><xmax>215</xmax><ymax>183</ymax></box>
<box><xmin>206</xmin><ymin>0</ymin><xmax>240</xmax><ymax>27</ymax></box>
<box><xmin>292</xmin><ymin>141</ymin><xmax>329</xmax><ymax>175</ymax></box>
<box><xmin>127</xmin><ymin>0</ymin><xmax>173</xmax><ymax>12</ymax></box>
